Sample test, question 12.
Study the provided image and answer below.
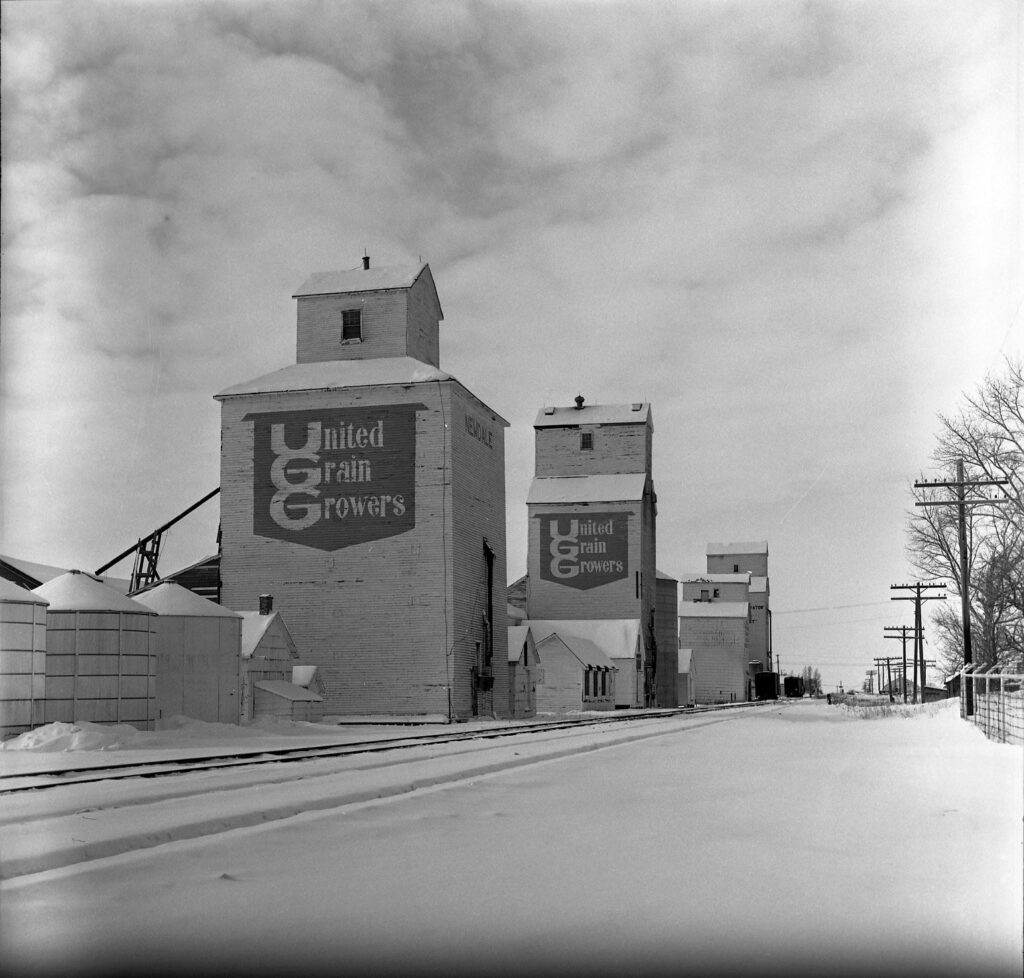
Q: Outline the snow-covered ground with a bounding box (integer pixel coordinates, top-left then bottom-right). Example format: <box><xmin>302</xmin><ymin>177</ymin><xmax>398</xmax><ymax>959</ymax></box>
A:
<box><xmin>1</xmin><ymin>700</ymin><xmax>1019</xmax><ymax>978</ymax></box>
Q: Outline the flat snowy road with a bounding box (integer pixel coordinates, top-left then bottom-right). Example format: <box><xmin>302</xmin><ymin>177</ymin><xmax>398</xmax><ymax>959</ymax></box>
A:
<box><xmin>2</xmin><ymin>702</ymin><xmax>1020</xmax><ymax>978</ymax></box>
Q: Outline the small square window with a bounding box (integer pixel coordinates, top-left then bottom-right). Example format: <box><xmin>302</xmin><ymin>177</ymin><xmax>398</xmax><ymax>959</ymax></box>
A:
<box><xmin>342</xmin><ymin>309</ymin><xmax>361</xmax><ymax>342</ymax></box>
<box><xmin>580</xmin><ymin>432</ymin><xmax>593</xmax><ymax>451</ymax></box>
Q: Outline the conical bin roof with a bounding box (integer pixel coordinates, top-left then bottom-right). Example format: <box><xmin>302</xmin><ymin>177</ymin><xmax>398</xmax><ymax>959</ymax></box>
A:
<box><xmin>133</xmin><ymin>582</ymin><xmax>240</xmax><ymax>618</ymax></box>
<box><xmin>33</xmin><ymin>571</ymin><xmax>155</xmax><ymax>613</ymax></box>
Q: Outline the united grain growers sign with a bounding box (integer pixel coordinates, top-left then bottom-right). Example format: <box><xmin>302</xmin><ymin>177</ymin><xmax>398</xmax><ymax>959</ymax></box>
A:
<box><xmin>245</xmin><ymin>404</ymin><xmax>425</xmax><ymax>550</ymax></box>
<box><xmin>538</xmin><ymin>512</ymin><xmax>629</xmax><ymax>590</ymax></box>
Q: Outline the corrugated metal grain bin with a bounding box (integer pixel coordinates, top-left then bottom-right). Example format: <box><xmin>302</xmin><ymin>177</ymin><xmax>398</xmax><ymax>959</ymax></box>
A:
<box><xmin>33</xmin><ymin>571</ymin><xmax>157</xmax><ymax>730</ymax></box>
<box><xmin>0</xmin><ymin>578</ymin><xmax>49</xmax><ymax>739</ymax></box>
<box><xmin>134</xmin><ymin>582</ymin><xmax>243</xmax><ymax>725</ymax></box>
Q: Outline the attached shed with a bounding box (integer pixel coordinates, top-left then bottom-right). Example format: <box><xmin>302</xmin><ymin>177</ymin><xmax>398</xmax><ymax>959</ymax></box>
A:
<box><xmin>253</xmin><ymin>679</ymin><xmax>323</xmax><ymax>722</ymax></box>
<box><xmin>134</xmin><ymin>582</ymin><xmax>243</xmax><ymax>725</ymax></box>
<box><xmin>507</xmin><ymin>625</ymin><xmax>538</xmax><ymax>718</ymax></box>
<box><xmin>238</xmin><ymin>600</ymin><xmax>301</xmax><ymax>721</ymax></box>
<box><xmin>534</xmin><ymin>632</ymin><xmax>617</xmax><ymax>714</ymax></box>
<box><xmin>0</xmin><ymin>578</ymin><xmax>48</xmax><ymax>739</ymax></box>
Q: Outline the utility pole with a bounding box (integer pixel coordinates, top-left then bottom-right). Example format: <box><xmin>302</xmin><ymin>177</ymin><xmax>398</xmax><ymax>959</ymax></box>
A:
<box><xmin>891</xmin><ymin>583</ymin><xmax>945</xmax><ymax>703</ymax></box>
<box><xmin>883</xmin><ymin>626</ymin><xmax>917</xmax><ymax>703</ymax></box>
<box><xmin>915</xmin><ymin>459</ymin><xmax>1011</xmax><ymax>716</ymax></box>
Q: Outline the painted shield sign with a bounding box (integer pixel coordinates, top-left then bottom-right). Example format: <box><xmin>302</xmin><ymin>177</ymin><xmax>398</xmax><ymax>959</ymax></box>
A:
<box><xmin>538</xmin><ymin>512</ymin><xmax>629</xmax><ymax>590</ymax></box>
<box><xmin>245</xmin><ymin>404</ymin><xmax>425</xmax><ymax>551</ymax></box>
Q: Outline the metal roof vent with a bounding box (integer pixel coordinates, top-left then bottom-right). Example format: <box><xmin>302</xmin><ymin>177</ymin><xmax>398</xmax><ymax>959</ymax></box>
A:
<box><xmin>362</xmin><ymin>254</ymin><xmax>370</xmax><ymax>270</ymax></box>
<box><xmin>631</xmin><ymin>402</ymin><xmax>643</xmax><ymax>411</ymax></box>
<box><xmin>574</xmin><ymin>394</ymin><xmax>585</xmax><ymax>410</ymax></box>
<box><xmin>543</xmin><ymin>406</ymin><xmax>556</xmax><ymax>415</ymax></box>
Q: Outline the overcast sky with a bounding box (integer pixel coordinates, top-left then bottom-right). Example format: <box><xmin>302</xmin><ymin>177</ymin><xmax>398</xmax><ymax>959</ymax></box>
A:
<box><xmin>2</xmin><ymin>0</ymin><xmax>1020</xmax><ymax>693</ymax></box>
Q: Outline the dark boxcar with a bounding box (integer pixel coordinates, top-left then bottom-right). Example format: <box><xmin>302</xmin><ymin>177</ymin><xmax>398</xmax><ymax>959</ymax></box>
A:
<box><xmin>783</xmin><ymin>675</ymin><xmax>805</xmax><ymax>698</ymax></box>
<box><xmin>754</xmin><ymin>671</ymin><xmax>779</xmax><ymax>701</ymax></box>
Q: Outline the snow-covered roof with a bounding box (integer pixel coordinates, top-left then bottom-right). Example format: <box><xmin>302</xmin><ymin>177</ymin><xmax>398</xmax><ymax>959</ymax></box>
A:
<box><xmin>254</xmin><ymin>680</ymin><xmax>323</xmax><ymax>703</ymax></box>
<box><xmin>534</xmin><ymin>403</ymin><xmax>650</xmax><ymax>427</ymax></box>
<box><xmin>216</xmin><ymin>357</ymin><xmax>451</xmax><ymax>398</ymax></box>
<box><xmin>536</xmin><ymin>632</ymin><xmax>616</xmax><ymax>670</ymax></box>
<box><xmin>524</xmin><ymin>618</ymin><xmax>639</xmax><ymax>662</ymax></box>
<box><xmin>750</xmin><ymin>576</ymin><xmax>768</xmax><ymax>593</ymax></box>
<box><xmin>292</xmin><ymin>262</ymin><xmax>434</xmax><ymax>300</ymax></box>
<box><xmin>527</xmin><ymin>474</ymin><xmax>647</xmax><ymax>504</ymax></box>
<box><xmin>33</xmin><ymin>571</ymin><xmax>155</xmax><ymax>614</ymax></box>
<box><xmin>133</xmin><ymin>582</ymin><xmax>241</xmax><ymax>618</ymax></box>
<box><xmin>706</xmin><ymin>541</ymin><xmax>768</xmax><ymax>556</ymax></box>
<box><xmin>238</xmin><ymin>611</ymin><xmax>288</xmax><ymax>659</ymax></box>
<box><xmin>0</xmin><ymin>578</ymin><xmax>49</xmax><ymax>605</ymax></box>
<box><xmin>681</xmin><ymin>573</ymin><xmax>750</xmax><ymax>584</ymax></box>
<box><xmin>679</xmin><ymin>602</ymin><xmax>749</xmax><ymax>619</ymax></box>
<box><xmin>678</xmin><ymin>648</ymin><xmax>693</xmax><ymax>673</ymax></box>
<box><xmin>507</xmin><ymin>625</ymin><xmax>533</xmax><ymax>662</ymax></box>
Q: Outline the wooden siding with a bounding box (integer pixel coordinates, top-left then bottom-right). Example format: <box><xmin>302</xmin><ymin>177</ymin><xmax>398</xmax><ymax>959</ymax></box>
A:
<box><xmin>219</xmin><ymin>378</ymin><xmax>507</xmax><ymax>719</ymax></box>
<box><xmin>296</xmin><ymin>273</ymin><xmax>440</xmax><ymax>367</ymax></box>
<box><xmin>534</xmin><ymin>635</ymin><xmax>615</xmax><ymax>714</ymax></box>
<box><xmin>526</xmin><ymin>492</ymin><xmax>655</xmax><ymax>707</ymax></box>
<box><xmin>404</xmin><ymin>275</ymin><xmax>441</xmax><ymax>367</ymax></box>
<box><xmin>534</xmin><ymin>419</ymin><xmax>651</xmax><ymax>479</ymax></box>
<box><xmin>707</xmin><ymin>552</ymin><xmax>768</xmax><ymax>577</ymax></box>
<box><xmin>654</xmin><ymin>576</ymin><xmax>678</xmax><ymax>707</ymax></box>
<box><xmin>296</xmin><ymin>290</ymin><xmax>409</xmax><ymax>364</ymax></box>
<box><xmin>449</xmin><ymin>388</ymin><xmax>510</xmax><ymax>718</ymax></box>
<box><xmin>683</xmin><ymin>616</ymin><xmax>749</xmax><ymax>704</ymax></box>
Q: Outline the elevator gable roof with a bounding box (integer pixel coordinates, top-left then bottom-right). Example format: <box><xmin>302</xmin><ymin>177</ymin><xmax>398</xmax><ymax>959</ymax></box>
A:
<box><xmin>534</xmin><ymin>402</ymin><xmax>650</xmax><ymax>427</ymax></box>
<box><xmin>292</xmin><ymin>262</ymin><xmax>442</xmax><ymax>317</ymax></box>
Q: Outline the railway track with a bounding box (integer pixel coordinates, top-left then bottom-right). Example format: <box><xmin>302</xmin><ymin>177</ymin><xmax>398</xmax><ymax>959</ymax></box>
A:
<box><xmin>0</xmin><ymin>701</ymin><xmax>772</xmax><ymax>795</ymax></box>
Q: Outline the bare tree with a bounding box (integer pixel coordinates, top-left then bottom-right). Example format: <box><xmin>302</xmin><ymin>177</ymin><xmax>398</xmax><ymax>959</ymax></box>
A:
<box><xmin>907</xmin><ymin>358</ymin><xmax>1023</xmax><ymax>673</ymax></box>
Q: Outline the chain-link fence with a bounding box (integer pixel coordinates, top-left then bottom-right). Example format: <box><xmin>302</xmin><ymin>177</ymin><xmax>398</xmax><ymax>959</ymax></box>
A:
<box><xmin>960</xmin><ymin>665</ymin><xmax>1024</xmax><ymax>745</ymax></box>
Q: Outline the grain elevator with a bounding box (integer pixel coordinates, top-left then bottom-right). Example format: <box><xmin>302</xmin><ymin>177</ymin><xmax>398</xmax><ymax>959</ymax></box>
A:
<box><xmin>215</xmin><ymin>259</ymin><xmax>509</xmax><ymax>719</ymax></box>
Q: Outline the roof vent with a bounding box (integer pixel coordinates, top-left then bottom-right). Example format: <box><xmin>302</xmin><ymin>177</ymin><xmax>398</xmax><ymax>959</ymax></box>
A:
<box><xmin>631</xmin><ymin>402</ymin><xmax>643</xmax><ymax>411</ymax></box>
<box><xmin>574</xmin><ymin>394</ymin><xmax>585</xmax><ymax>410</ymax></box>
<box><xmin>362</xmin><ymin>255</ymin><xmax>370</xmax><ymax>270</ymax></box>
<box><xmin>259</xmin><ymin>594</ymin><xmax>273</xmax><ymax>616</ymax></box>
<box><xmin>543</xmin><ymin>406</ymin><xmax>556</xmax><ymax>415</ymax></box>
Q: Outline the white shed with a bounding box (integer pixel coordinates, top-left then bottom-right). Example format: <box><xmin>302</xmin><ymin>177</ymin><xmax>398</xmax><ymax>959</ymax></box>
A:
<box><xmin>534</xmin><ymin>632</ymin><xmax>617</xmax><ymax>714</ymax></box>
<box><xmin>507</xmin><ymin>625</ymin><xmax>538</xmax><ymax>719</ymax></box>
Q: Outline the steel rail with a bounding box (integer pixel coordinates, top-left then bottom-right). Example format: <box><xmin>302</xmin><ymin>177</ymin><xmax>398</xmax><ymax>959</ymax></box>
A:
<box><xmin>0</xmin><ymin>702</ymin><xmax>775</xmax><ymax>794</ymax></box>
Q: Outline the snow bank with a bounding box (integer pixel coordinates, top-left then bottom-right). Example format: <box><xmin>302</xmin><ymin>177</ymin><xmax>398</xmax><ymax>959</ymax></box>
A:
<box><xmin>0</xmin><ymin>715</ymin><xmax>345</xmax><ymax>753</ymax></box>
